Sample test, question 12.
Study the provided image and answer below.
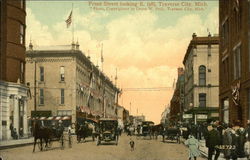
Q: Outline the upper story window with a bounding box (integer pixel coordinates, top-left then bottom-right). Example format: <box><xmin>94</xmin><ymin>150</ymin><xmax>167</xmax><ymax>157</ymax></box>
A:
<box><xmin>20</xmin><ymin>24</ymin><xmax>25</xmax><ymax>45</ymax></box>
<box><xmin>40</xmin><ymin>67</ymin><xmax>44</xmax><ymax>82</ymax></box>
<box><xmin>222</xmin><ymin>19</ymin><xmax>229</xmax><ymax>49</ymax></box>
<box><xmin>199</xmin><ymin>93</ymin><xmax>206</xmax><ymax>107</ymax></box>
<box><xmin>208</xmin><ymin>44</ymin><xmax>211</xmax><ymax>56</ymax></box>
<box><xmin>39</xmin><ymin>89</ymin><xmax>44</xmax><ymax>105</ymax></box>
<box><xmin>199</xmin><ymin>65</ymin><xmax>206</xmax><ymax>86</ymax></box>
<box><xmin>234</xmin><ymin>44</ymin><xmax>241</xmax><ymax>79</ymax></box>
<box><xmin>20</xmin><ymin>0</ymin><xmax>25</xmax><ymax>9</ymax></box>
<box><xmin>60</xmin><ymin>66</ymin><xmax>65</xmax><ymax>81</ymax></box>
<box><xmin>61</xmin><ymin>89</ymin><xmax>65</xmax><ymax>105</ymax></box>
<box><xmin>20</xmin><ymin>62</ymin><xmax>24</xmax><ymax>83</ymax></box>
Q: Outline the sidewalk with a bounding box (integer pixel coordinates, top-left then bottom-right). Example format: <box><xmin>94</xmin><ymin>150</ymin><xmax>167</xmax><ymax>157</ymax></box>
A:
<box><xmin>0</xmin><ymin>137</ymin><xmax>34</xmax><ymax>150</ymax></box>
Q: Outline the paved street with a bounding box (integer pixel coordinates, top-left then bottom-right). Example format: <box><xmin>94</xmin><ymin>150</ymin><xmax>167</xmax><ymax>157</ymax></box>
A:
<box><xmin>0</xmin><ymin>134</ymin><xmax>205</xmax><ymax>160</ymax></box>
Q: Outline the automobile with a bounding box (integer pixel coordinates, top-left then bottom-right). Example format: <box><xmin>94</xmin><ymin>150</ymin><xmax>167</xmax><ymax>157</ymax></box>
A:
<box><xmin>96</xmin><ymin>118</ymin><xmax>119</xmax><ymax>146</ymax></box>
<box><xmin>162</xmin><ymin>127</ymin><xmax>181</xmax><ymax>143</ymax></box>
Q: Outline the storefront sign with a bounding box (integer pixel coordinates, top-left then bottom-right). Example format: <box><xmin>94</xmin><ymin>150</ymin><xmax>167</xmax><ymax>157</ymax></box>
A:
<box><xmin>196</xmin><ymin>114</ymin><xmax>207</xmax><ymax>119</ymax></box>
<box><xmin>183</xmin><ymin>114</ymin><xmax>193</xmax><ymax>119</ymax></box>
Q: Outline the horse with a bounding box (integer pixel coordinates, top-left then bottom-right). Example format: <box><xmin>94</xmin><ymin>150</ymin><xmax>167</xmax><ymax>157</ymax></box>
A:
<box><xmin>32</xmin><ymin>120</ymin><xmax>50</xmax><ymax>152</ymax></box>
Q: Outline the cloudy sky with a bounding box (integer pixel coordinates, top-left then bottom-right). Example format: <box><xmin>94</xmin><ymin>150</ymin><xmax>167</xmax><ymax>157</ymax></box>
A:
<box><xmin>26</xmin><ymin>1</ymin><xmax>218</xmax><ymax>123</ymax></box>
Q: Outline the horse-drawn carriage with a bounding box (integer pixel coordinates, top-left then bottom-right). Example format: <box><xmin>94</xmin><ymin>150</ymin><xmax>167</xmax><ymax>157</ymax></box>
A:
<box><xmin>33</xmin><ymin>119</ymin><xmax>72</xmax><ymax>152</ymax></box>
<box><xmin>75</xmin><ymin>118</ymin><xmax>97</xmax><ymax>143</ymax></box>
<box><xmin>162</xmin><ymin>127</ymin><xmax>181</xmax><ymax>143</ymax></box>
<box><xmin>96</xmin><ymin>118</ymin><xmax>119</xmax><ymax>146</ymax></box>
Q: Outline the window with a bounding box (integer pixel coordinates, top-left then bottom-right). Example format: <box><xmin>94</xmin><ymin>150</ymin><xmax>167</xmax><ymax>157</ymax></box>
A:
<box><xmin>199</xmin><ymin>93</ymin><xmax>206</xmax><ymax>107</ymax></box>
<box><xmin>20</xmin><ymin>62</ymin><xmax>24</xmax><ymax>83</ymax></box>
<box><xmin>61</xmin><ymin>89</ymin><xmax>65</xmax><ymax>105</ymax></box>
<box><xmin>40</xmin><ymin>67</ymin><xmax>44</xmax><ymax>82</ymax></box>
<box><xmin>222</xmin><ymin>99</ymin><xmax>229</xmax><ymax>123</ymax></box>
<box><xmin>20</xmin><ymin>24</ymin><xmax>25</xmax><ymax>45</ymax></box>
<box><xmin>208</xmin><ymin>45</ymin><xmax>211</xmax><ymax>56</ymax></box>
<box><xmin>20</xmin><ymin>0</ymin><xmax>25</xmax><ymax>9</ymax></box>
<box><xmin>199</xmin><ymin>65</ymin><xmax>206</xmax><ymax>86</ymax></box>
<box><xmin>60</xmin><ymin>66</ymin><xmax>65</xmax><ymax>81</ymax></box>
<box><xmin>57</xmin><ymin>110</ymin><xmax>72</xmax><ymax>116</ymax></box>
<box><xmin>222</xmin><ymin>19</ymin><xmax>229</xmax><ymax>49</ymax></box>
<box><xmin>234</xmin><ymin>45</ymin><xmax>241</xmax><ymax>79</ymax></box>
<box><xmin>39</xmin><ymin>89</ymin><xmax>44</xmax><ymax>105</ymax></box>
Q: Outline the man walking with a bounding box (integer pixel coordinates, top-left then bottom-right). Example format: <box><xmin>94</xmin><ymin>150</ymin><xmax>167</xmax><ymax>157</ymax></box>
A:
<box><xmin>206</xmin><ymin>123</ymin><xmax>221</xmax><ymax>160</ymax></box>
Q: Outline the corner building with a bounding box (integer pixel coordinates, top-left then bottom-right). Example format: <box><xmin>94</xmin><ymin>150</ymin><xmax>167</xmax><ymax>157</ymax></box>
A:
<box><xmin>0</xmin><ymin>0</ymin><xmax>28</xmax><ymax>140</ymax></box>
<box><xmin>219</xmin><ymin>0</ymin><xmax>250</xmax><ymax>126</ymax></box>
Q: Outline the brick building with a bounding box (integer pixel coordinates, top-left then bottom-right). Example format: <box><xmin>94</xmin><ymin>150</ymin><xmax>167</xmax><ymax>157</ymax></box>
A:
<box><xmin>169</xmin><ymin>68</ymin><xmax>184</xmax><ymax>122</ymax></box>
<box><xmin>219</xmin><ymin>0</ymin><xmax>250</xmax><ymax>126</ymax></box>
<box><xmin>183</xmin><ymin>34</ymin><xmax>219</xmax><ymax>124</ymax></box>
<box><xmin>25</xmin><ymin>43</ymin><xmax>120</xmax><ymax>125</ymax></box>
<box><xmin>0</xmin><ymin>0</ymin><xmax>29</xmax><ymax>140</ymax></box>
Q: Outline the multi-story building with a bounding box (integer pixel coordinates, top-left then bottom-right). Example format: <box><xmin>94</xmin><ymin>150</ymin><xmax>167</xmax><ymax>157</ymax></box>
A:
<box><xmin>25</xmin><ymin>43</ymin><xmax>119</xmax><ymax>124</ymax></box>
<box><xmin>0</xmin><ymin>0</ymin><xmax>28</xmax><ymax>140</ymax></box>
<box><xmin>219</xmin><ymin>0</ymin><xmax>250</xmax><ymax>125</ymax></box>
<box><xmin>169</xmin><ymin>68</ymin><xmax>184</xmax><ymax>122</ymax></box>
<box><xmin>161</xmin><ymin>107</ymin><xmax>170</xmax><ymax>125</ymax></box>
<box><xmin>183</xmin><ymin>33</ymin><xmax>219</xmax><ymax>124</ymax></box>
<box><xmin>117</xmin><ymin>105</ymin><xmax>130</xmax><ymax>127</ymax></box>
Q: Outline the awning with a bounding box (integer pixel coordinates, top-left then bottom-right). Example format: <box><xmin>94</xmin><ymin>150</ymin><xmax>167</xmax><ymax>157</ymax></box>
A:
<box><xmin>47</xmin><ymin>117</ymin><xmax>54</xmax><ymax>120</ymax></box>
<box><xmin>40</xmin><ymin>117</ymin><xmax>46</xmax><ymax>120</ymax></box>
<box><xmin>62</xmin><ymin>116</ymin><xmax>71</xmax><ymax>120</ymax></box>
<box><xmin>80</xmin><ymin>106</ymin><xmax>91</xmax><ymax>114</ymax></box>
<box><xmin>55</xmin><ymin>116</ymin><xmax>61</xmax><ymax>120</ymax></box>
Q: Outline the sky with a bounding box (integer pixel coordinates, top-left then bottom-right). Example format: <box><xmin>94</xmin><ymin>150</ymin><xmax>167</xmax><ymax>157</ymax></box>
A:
<box><xmin>26</xmin><ymin>0</ymin><xmax>219</xmax><ymax>124</ymax></box>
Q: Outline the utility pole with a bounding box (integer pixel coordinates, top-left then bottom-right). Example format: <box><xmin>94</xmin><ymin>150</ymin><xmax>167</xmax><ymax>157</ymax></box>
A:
<box><xmin>130</xmin><ymin>102</ymin><xmax>131</xmax><ymax>115</ymax></box>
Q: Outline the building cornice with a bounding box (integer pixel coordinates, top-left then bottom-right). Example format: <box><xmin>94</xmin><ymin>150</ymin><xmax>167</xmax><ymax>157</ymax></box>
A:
<box><xmin>183</xmin><ymin>36</ymin><xmax>219</xmax><ymax>65</ymax></box>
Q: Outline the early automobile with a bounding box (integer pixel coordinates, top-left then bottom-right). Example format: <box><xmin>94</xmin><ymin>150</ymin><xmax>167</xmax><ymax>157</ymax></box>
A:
<box><xmin>96</xmin><ymin>118</ymin><xmax>119</xmax><ymax>146</ymax></box>
<box><xmin>162</xmin><ymin>127</ymin><xmax>181</xmax><ymax>143</ymax></box>
<box><xmin>141</xmin><ymin>121</ymin><xmax>154</xmax><ymax>139</ymax></box>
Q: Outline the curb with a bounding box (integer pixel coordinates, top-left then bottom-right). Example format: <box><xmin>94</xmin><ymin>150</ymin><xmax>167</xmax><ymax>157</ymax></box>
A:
<box><xmin>0</xmin><ymin>142</ymin><xmax>34</xmax><ymax>150</ymax></box>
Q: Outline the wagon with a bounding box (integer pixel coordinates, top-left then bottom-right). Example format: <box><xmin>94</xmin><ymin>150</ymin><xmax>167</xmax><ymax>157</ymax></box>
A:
<box><xmin>162</xmin><ymin>127</ymin><xmax>181</xmax><ymax>143</ymax></box>
<box><xmin>96</xmin><ymin>118</ymin><xmax>119</xmax><ymax>146</ymax></box>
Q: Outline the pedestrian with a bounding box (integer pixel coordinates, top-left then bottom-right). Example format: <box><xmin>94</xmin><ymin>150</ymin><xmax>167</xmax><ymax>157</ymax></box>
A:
<box><xmin>206</xmin><ymin>123</ymin><xmax>221</xmax><ymax>160</ymax></box>
<box><xmin>184</xmin><ymin>134</ymin><xmax>200</xmax><ymax>160</ymax></box>
<box><xmin>129</xmin><ymin>138</ymin><xmax>135</xmax><ymax>151</ymax></box>
<box><xmin>233</xmin><ymin>121</ymin><xmax>246</xmax><ymax>159</ymax></box>
<box><xmin>223</xmin><ymin>123</ymin><xmax>234</xmax><ymax>160</ymax></box>
<box><xmin>245</xmin><ymin>120</ymin><xmax>250</xmax><ymax>159</ymax></box>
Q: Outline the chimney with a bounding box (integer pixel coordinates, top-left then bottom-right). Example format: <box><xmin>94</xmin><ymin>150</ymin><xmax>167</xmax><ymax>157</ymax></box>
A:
<box><xmin>71</xmin><ymin>42</ymin><xmax>76</xmax><ymax>50</ymax></box>
<box><xmin>192</xmin><ymin>33</ymin><xmax>197</xmax><ymax>39</ymax></box>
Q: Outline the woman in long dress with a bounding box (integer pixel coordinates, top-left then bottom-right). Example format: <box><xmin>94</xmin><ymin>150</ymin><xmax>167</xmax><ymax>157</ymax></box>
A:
<box><xmin>185</xmin><ymin>135</ymin><xmax>200</xmax><ymax>160</ymax></box>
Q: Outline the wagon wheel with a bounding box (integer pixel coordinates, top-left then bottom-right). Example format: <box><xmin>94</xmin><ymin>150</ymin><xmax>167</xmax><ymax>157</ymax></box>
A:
<box><xmin>60</xmin><ymin>134</ymin><xmax>64</xmax><ymax>150</ymax></box>
<box><xmin>68</xmin><ymin>133</ymin><xmax>72</xmax><ymax>148</ymax></box>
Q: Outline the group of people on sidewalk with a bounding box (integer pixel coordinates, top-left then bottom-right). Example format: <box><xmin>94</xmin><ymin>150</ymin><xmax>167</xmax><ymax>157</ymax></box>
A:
<box><xmin>184</xmin><ymin>120</ymin><xmax>250</xmax><ymax>160</ymax></box>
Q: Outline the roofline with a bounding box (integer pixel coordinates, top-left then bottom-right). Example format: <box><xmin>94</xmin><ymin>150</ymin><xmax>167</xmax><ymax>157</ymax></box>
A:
<box><xmin>26</xmin><ymin>49</ymin><xmax>120</xmax><ymax>92</ymax></box>
<box><xmin>182</xmin><ymin>36</ymin><xmax>219</xmax><ymax>65</ymax></box>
